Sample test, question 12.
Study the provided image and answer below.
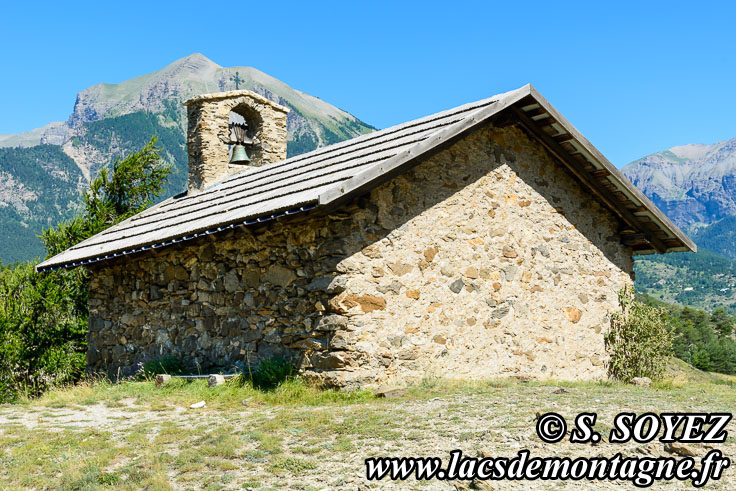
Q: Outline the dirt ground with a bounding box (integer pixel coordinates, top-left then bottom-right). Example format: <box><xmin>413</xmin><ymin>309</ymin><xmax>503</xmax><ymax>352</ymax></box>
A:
<box><xmin>0</xmin><ymin>370</ymin><xmax>734</xmax><ymax>490</ymax></box>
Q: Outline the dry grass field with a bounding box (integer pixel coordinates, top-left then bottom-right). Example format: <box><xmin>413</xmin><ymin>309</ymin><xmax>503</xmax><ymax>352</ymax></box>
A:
<box><xmin>0</xmin><ymin>359</ymin><xmax>734</xmax><ymax>490</ymax></box>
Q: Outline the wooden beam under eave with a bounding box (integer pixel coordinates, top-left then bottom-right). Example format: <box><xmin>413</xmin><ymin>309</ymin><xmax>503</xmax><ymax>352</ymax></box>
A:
<box><xmin>510</xmin><ymin>106</ymin><xmax>668</xmax><ymax>254</ymax></box>
<box><xmin>553</xmin><ymin>133</ymin><xmax>576</xmax><ymax>144</ymax></box>
<box><xmin>613</xmin><ymin>191</ymin><xmax>628</xmax><ymax>202</ymax></box>
<box><xmin>631</xmin><ymin>245</ymin><xmax>656</xmax><ymax>253</ymax></box>
<box><xmin>621</xmin><ymin>233</ymin><xmax>649</xmax><ymax>247</ymax></box>
<box><xmin>560</xmin><ymin>141</ymin><xmax>577</xmax><ymax>154</ymax></box>
<box><xmin>663</xmin><ymin>238</ymin><xmax>686</xmax><ymax>248</ymax></box>
<box><xmin>523</xmin><ymin>107</ymin><xmax>548</xmax><ymax>117</ymax></box>
<box><xmin>621</xmin><ymin>233</ymin><xmax>646</xmax><ymax>241</ymax></box>
<box><xmin>532</xmin><ymin>116</ymin><xmax>556</xmax><ymax>126</ymax></box>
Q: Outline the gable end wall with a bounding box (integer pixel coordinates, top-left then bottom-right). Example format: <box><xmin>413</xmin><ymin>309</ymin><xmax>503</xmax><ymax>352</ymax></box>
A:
<box><xmin>87</xmin><ymin>124</ymin><xmax>633</xmax><ymax>386</ymax></box>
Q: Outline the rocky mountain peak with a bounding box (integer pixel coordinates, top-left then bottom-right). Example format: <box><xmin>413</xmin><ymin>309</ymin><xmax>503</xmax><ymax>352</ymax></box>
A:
<box><xmin>68</xmin><ymin>53</ymin><xmax>222</xmax><ymax>128</ymax></box>
<box><xmin>174</xmin><ymin>53</ymin><xmax>222</xmax><ymax>71</ymax></box>
<box><xmin>623</xmin><ymin>137</ymin><xmax>736</xmax><ymax>229</ymax></box>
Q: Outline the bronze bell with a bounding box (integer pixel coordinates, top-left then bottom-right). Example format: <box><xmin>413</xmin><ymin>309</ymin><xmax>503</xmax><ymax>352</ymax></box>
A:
<box><xmin>230</xmin><ymin>144</ymin><xmax>250</xmax><ymax>165</ymax></box>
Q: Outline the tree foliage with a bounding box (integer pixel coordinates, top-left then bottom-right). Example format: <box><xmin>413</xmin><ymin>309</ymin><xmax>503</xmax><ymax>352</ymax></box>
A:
<box><xmin>637</xmin><ymin>293</ymin><xmax>736</xmax><ymax>375</ymax></box>
<box><xmin>0</xmin><ymin>263</ymin><xmax>86</xmax><ymax>400</ymax></box>
<box><xmin>43</xmin><ymin>138</ymin><xmax>172</xmax><ymax>258</ymax></box>
<box><xmin>0</xmin><ymin>138</ymin><xmax>171</xmax><ymax>401</ymax></box>
<box><xmin>710</xmin><ymin>308</ymin><xmax>733</xmax><ymax>337</ymax></box>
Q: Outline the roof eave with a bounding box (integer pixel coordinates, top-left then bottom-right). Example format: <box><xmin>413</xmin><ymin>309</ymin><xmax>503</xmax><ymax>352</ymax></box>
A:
<box><xmin>319</xmin><ymin>83</ymin><xmax>694</xmax><ymax>255</ymax></box>
<box><xmin>35</xmin><ymin>202</ymin><xmax>319</xmax><ymax>273</ymax></box>
<box><xmin>515</xmin><ymin>85</ymin><xmax>695</xmax><ymax>254</ymax></box>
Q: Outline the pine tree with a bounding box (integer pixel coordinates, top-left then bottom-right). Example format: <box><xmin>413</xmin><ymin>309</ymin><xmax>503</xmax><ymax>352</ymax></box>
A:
<box><xmin>710</xmin><ymin>308</ymin><xmax>734</xmax><ymax>337</ymax></box>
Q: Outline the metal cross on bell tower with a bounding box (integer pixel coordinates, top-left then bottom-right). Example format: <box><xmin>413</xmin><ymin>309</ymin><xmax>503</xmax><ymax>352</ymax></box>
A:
<box><xmin>231</xmin><ymin>72</ymin><xmax>243</xmax><ymax>90</ymax></box>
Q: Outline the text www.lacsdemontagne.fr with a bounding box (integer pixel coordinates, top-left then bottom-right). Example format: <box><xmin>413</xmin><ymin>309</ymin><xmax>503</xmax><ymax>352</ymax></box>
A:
<box><xmin>365</xmin><ymin>449</ymin><xmax>729</xmax><ymax>487</ymax></box>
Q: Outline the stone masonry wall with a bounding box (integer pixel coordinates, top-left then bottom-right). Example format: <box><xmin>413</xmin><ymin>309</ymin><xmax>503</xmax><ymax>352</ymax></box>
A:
<box><xmin>184</xmin><ymin>90</ymin><xmax>289</xmax><ymax>193</ymax></box>
<box><xmin>87</xmin><ymin>123</ymin><xmax>633</xmax><ymax>386</ymax></box>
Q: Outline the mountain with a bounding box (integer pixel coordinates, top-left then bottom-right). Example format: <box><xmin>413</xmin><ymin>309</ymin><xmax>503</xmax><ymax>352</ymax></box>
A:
<box><xmin>691</xmin><ymin>215</ymin><xmax>736</xmax><ymax>260</ymax></box>
<box><xmin>622</xmin><ymin>138</ymin><xmax>736</xmax><ymax>230</ymax></box>
<box><xmin>0</xmin><ymin>145</ymin><xmax>85</xmax><ymax>263</ymax></box>
<box><xmin>3</xmin><ymin>53</ymin><xmax>375</xmax><ymax>180</ymax></box>
<box><xmin>0</xmin><ymin>54</ymin><xmax>375</xmax><ymax>264</ymax></box>
<box><xmin>625</xmin><ymin>138</ymin><xmax>736</xmax><ymax>312</ymax></box>
<box><xmin>635</xmin><ymin>248</ymin><xmax>736</xmax><ymax>314</ymax></box>
<box><xmin>0</xmin><ymin>122</ymin><xmax>69</xmax><ymax>148</ymax></box>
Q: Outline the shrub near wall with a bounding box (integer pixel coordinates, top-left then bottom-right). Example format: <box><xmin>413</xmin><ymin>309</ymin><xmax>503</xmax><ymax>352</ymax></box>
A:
<box><xmin>605</xmin><ymin>287</ymin><xmax>674</xmax><ymax>382</ymax></box>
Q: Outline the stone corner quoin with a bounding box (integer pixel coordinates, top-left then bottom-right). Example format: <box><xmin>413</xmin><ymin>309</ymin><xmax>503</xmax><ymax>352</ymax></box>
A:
<box><xmin>87</xmin><ymin>124</ymin><xmax>633</xmax><ymax>388</ymax></box>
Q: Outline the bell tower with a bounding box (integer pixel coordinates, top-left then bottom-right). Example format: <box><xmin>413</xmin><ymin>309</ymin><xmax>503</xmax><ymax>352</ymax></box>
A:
<box><xmin>183</xmin><ymin>90</ymin><xmax>289</xmax><ymax>194</ymax></box>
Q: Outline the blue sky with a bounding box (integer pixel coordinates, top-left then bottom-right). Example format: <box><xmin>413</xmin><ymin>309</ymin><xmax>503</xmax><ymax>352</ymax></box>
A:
<box><xmin>1</xmin><ymin>0</ymin><xmax>734</xmax><ymax>166</ymax></box>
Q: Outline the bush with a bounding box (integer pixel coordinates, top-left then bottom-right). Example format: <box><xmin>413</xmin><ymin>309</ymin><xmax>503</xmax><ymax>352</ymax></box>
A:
<box><xmin>246</xmin><ymin>356</ymin><xmax>295</xmax><ymax>390</ymax></box>
<box><xmin>605</xmin><ymin>287</ymin><xmax>674</xmax><ymax>382</ymax></box>
<box><xmin>0</xmin><ymin>263</ymin><xmax>87</xmax><ymax>401</ymax></box>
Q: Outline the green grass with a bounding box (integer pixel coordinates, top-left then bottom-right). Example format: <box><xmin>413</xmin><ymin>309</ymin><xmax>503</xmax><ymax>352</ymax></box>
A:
<box><xmin>0</xmin><ymin>365</ymin><xmax>734</xmax><ymax>489</ymax></box>
<box><xmin>22</xmin><ymin>376</ymin><xmax>375</xmax><ymax>410</ymax></box>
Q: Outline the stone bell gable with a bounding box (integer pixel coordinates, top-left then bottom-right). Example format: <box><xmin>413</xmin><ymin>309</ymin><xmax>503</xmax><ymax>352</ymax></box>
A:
<box><xmin>184</xmin><ymin>90</ymin><xmax>289</xmax><ymax>192</ymax></box>
<box><xmin>38</xmin><ymin>84</ymin><xmax>694</xmax><ymax>387</ymax></box>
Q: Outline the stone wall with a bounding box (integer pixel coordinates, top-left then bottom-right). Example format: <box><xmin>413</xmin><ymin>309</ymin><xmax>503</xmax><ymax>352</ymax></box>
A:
<box><xmin>87</xmin><ymin>123</ymin><xmax>633</xmax><ymax>386</ymax></box>
<box><xmin>184</xmin><ymin>90</ymin><xmax>289</xmax><ymax>193</ymax></box>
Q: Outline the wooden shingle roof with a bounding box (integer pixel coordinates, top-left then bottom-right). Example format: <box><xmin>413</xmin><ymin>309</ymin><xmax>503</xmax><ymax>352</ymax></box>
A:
<box><xmin>37</xmin><ymin>84</ymin><xmax>694</xmax><ymax>272</ymax></box>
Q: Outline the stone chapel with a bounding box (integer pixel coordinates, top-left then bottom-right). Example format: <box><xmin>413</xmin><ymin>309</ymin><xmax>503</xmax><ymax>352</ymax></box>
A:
<box><xmin>38</xmin><ymin>85</ymin><xmax>694</xmax><ymax>387</ymax></box>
